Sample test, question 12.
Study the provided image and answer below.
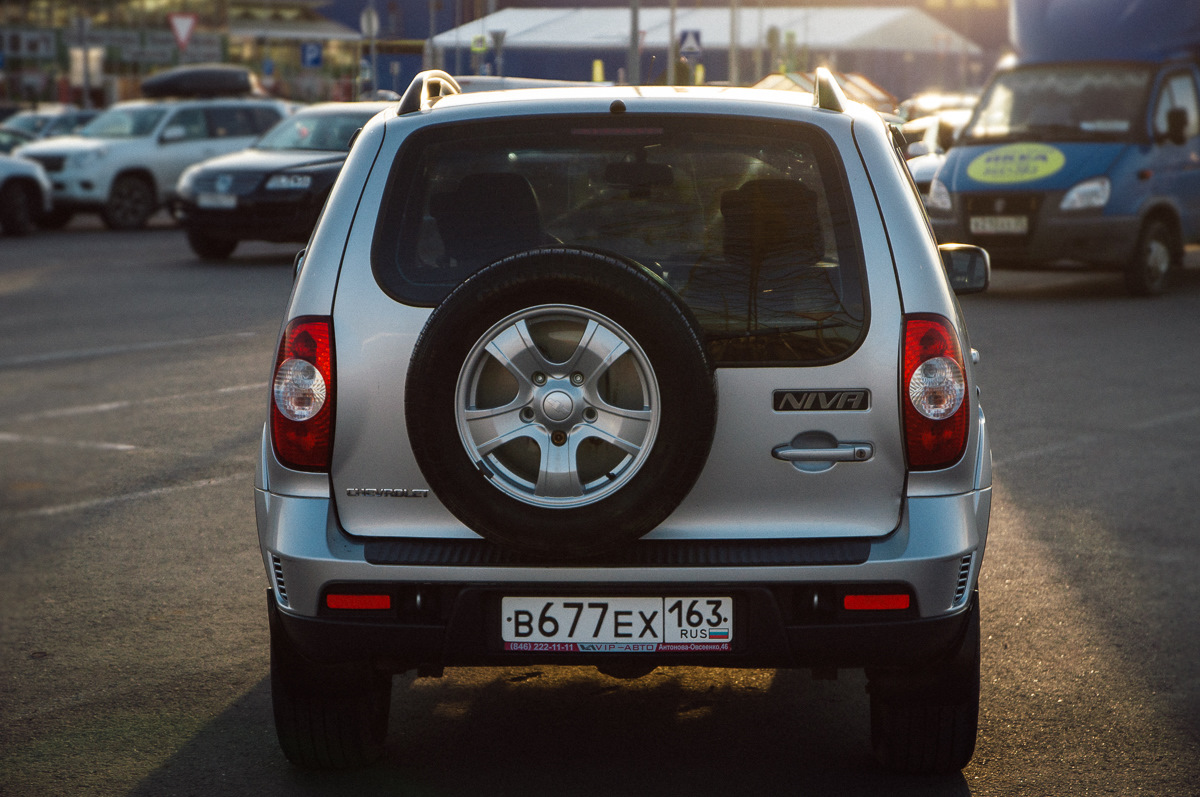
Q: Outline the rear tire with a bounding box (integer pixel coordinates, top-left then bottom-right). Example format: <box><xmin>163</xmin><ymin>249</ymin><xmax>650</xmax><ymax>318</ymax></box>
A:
<box><xmin>1124</xmin><ymin>218</ymin><xmax>1177</xmax><ymax>296</ymax></box>
<box><xmin>102</xmin><ymin>174</ymin><xmax>156</xmax><ymax>230</ymax></box>
<box><xmin>186</xmin><ymin>228</ymin><xmax>238</xmax><ymax>260</ymax></box>
<box><xmin>0</xmin><ymin>181</ymin><xmax>36</xmax><ymax>236</ymax></box>
<box><xmin>268</xmin><ymin>593</ymin><xmax>391</xmax><ymax>769</ymax></box>
<box><xmin>868</xmin><ymin>593</ymin><xmax>980</xmax><ymax>774</ymax></box>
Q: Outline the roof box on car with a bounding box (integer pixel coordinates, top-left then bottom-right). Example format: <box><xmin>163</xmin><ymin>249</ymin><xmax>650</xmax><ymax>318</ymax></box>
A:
<box><xmin>141</xmin><ymin>64</ymin><xmax>265</xmax><ymax>99</ymax></box>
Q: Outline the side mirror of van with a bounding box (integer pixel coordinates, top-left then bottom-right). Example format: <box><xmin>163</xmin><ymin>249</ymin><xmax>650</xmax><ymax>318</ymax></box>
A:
<box><xmin>1166</xmin><ymin>108</ymin><xmax>1189</xmax><ymax>146</ymax></box>
<box><xmin>160</xmin><ymin>125</ymin><xmax>187</xmax><ymax>144</ymax></box>
<box><xmin>939</xmin><ymin>243</ymin><xmax>990</xmax><ymax>295</ymax></box>
<box><xmin>293</xmin><ymin>248</ymin><xmax>306</xmax><ymax>280</ymax></box>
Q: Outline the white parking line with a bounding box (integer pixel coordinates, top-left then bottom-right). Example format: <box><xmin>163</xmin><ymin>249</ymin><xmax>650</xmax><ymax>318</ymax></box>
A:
<box><xmin>4</xmin><ymin>473</ymin><xmax>254</xmax><ymax>519</ymax></box>
<box><xmin>10</xmin><ymin>382</ymin><xmax>267</xmax><ymax>423</ymax></box>
<box><xmin>0</xmin><ymin>432</ymin><xmax>137</xmax><ymax>452</ymax></box>
<box><xmin>993</xmin><ymin>405</ymin><xmax>1200</xmax><ymax>469</ymax></box>
<box><xmin>0</xmin><ymin>331</ymin><xmax>260</xmax><ymax>369</ymax></box>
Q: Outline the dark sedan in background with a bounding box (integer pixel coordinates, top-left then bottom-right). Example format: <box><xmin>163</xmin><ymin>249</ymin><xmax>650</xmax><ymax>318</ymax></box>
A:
<box><xmin>172</xmin><ymin>101</ymin><xmax>392</xmax><ymax>259</ymax></box>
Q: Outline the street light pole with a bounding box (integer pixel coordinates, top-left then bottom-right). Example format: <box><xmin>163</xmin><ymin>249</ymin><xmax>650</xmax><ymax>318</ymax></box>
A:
<box><xmin>627</xmin><ymin>0</ymin><xmax>640</xmax><ymax>85</ymax></box>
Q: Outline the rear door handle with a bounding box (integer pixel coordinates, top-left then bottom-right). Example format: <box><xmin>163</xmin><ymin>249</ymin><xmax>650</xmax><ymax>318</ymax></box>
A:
<box><xmin>772</xmin><ymin>442</ymin><xmax>874</xmax><ymax>462</ymax></box>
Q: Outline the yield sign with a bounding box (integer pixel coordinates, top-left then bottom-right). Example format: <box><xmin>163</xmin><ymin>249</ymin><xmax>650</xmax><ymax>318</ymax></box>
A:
<box><xmin>167</xmin><ymin>12</ymin><xmax>198</xmax><ymax>52</ymax></box>
<box><xmin>679</xmin><ymin>30</ymin><xmax>702</xmax><ymax>56</ymax></box>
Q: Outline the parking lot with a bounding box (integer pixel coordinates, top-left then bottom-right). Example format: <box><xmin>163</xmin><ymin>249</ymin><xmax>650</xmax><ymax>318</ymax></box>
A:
<box><xmin>1</xmin><ymin>218</ymin><xmax>1198</xmax><ymax>795</ymax></box>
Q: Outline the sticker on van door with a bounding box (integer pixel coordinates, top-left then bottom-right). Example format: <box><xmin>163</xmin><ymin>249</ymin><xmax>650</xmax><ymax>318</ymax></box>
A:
<box><xmin>967</xmin><ymin>143</ymin><xmax>1065</xmax><ymax>184</ymax></box>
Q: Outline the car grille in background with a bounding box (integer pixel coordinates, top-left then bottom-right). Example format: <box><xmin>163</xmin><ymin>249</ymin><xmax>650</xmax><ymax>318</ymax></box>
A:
<box><xmin>271</xmin><ymin>554</ymin><xmax>289</xmax><ymax>607</ymax></box>
<box><xmin>192</xmin><ymin>172</ymin><xmax>264</xmax><ymax>194</ymax></box>
<box><xmin>954</xmin><ymin>553</ymin><xmax>973</xmax><ymax>607</ymax></box>
<box><xmin>28</xmin><ymin>155</ymin><xmax>64</xmax><ymax>173</ymax></box>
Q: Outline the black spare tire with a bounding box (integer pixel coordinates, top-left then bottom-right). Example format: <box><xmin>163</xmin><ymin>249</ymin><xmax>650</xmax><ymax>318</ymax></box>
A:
<box><xmin>405</xmin><ymin>248</ymin><xmax>717</xmax><ymax>558</ymax></box>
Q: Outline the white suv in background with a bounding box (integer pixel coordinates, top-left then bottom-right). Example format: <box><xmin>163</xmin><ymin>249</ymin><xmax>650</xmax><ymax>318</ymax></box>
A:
<box><xmin>15</xmin><ymin>97</ymin><xmax>291</xmax><ymax>230</ymax></box>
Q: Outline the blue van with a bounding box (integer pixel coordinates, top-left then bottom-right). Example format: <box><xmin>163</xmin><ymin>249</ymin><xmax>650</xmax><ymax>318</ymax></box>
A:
<box><xmin>926</xmin><ymin>0</ymin><xmax>1200</xmax><ymax>295</ymax></box>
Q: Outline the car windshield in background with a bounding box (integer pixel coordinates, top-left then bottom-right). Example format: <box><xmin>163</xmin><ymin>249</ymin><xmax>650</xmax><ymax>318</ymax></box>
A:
<box><xmin>964</xmin><ymin>64</ymin><xmax>1152</xmax><ymax>142</ymax></box>
<box><xmin>2</xmin><ymin>112</ymin><xmax>50</xmax><ymax>136</ymax></box>
<box><xmin>256</xmin><ymin>111</ymin><xmax>378</xmax><ymax>151</ymax></box>
<box><xmin>374</xmin><ymin>115</ymin><xmax>866</xmax><ymax>365</ymax></box>
<box><xmin>78</xmin><ymin>107</ymin><xmax>168</xmax><ymax>138</ymax></box>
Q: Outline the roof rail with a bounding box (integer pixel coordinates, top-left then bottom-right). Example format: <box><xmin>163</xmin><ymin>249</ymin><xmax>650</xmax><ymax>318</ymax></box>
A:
<box><xmin>813</xmin><ymin>67</ymin><xmax>847</xmax><ymax>113</ymax></box>
<box><xmin>398</xmin><ymin>70</ymin><xmax>462</xmax><ymax>115</ymax></box>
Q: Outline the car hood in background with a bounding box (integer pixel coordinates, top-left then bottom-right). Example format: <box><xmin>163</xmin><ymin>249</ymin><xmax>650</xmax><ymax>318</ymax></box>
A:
<box><xmin>939</xmin><ymin>141</ymin><xmax>1127</xmax><ymax>192</ymax></box>
<box><xmin>192</xmin><ymin>148</ymin><xmax>346</xmax><ymax>174</ymax></box>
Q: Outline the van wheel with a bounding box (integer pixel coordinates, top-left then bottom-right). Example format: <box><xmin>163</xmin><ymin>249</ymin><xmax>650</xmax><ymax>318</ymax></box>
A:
<box><xmin>1125</xmin><ymin>219</ymin><xmax>1177</xmax><ymax>296</ymax></box>
<box><xmin>103</xmin><ymin>174</ymin><xmax>156</xmax><ymax>230</ymax></box>
<box><xmin>268</xmin><ymin>593</ymin><xmax>391</xmax><ymax>769</ymax></box>
<box><xmin>867</xmin><ymin>593</ymin><xmax>980</xmax><ymax>774</ymax></box>
<box><xmin>187</xmin><ymin>228</ymin><xmax>238</xmax><ymax>260</ymax></box>
<box><xmin>0</xmin><ymin>181</ymin><xmax>36</xmax><ymax>236</ymax></box>
<box><xmin>405</xmin><ymin>247</ymin><xmax>716</xmax><ymax>559</ymax></box>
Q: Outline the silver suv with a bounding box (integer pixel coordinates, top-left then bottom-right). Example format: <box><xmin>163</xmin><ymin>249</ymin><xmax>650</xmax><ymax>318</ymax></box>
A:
<box><xmin>256</xmin><ymin>71</ymin><xmax>993</xmax><ymax>774</ymax></box>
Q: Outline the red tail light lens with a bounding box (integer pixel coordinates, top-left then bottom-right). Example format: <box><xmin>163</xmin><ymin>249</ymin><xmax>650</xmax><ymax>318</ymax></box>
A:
<box><xmin>271</xmin><ymin>316</ymin><xmax>334</xmax><ymax>471</ymax></box>
<box><xmin>902</xmin><ymin>314</ymin><xmax>969</xmax><ymax>470</ymax></box>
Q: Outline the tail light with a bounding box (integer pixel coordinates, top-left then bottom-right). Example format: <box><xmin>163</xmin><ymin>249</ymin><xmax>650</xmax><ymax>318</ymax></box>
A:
<box><xmin>271</xmin><ymin>316</ymin><xmax>334</xmax><ymax>471</ymax></box>
<box><xmin>902</xmin><ymin>314</ymin><xmax>969</xmax><ymax>470</ymax></box>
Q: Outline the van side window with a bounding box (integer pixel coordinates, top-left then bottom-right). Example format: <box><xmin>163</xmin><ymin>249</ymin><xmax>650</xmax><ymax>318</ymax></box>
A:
<box><xmin>1154</xmin><ymin>72</ymin><xmax>1200</xmax><ymax>139</ymax></box>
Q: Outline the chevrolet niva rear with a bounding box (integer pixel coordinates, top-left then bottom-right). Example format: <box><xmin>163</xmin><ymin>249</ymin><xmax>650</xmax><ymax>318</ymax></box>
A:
<box><xmin>255</xmin><ymin>70</ymin><xmax>993</xmax><ymax>774</ymax></box>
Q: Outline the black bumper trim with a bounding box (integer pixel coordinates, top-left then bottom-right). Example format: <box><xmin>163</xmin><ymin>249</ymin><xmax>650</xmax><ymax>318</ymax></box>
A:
<box><xmin>363</xmin><ymin>536</ymin><xmax>872</xmax><ymax>567</ymax></box>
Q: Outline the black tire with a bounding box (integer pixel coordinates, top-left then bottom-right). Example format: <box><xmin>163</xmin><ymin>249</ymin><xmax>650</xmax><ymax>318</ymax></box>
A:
<box><xmin>35</xmin><ymin>207</ymin><xmax>74</xmax><ymax>230</ymax></box>
<box><xmin>0</xmin><ymin>180</ymin><xmax>36</xmax><ymax>236</ymax></box>
<box><xmin>1124</xmin><ymin>218</ymin><xmax>1178</xmax><ymax>296</ymax></box>
<box><xmin>405</xmin><ymin>247</ymin><xmax>717</xmax><ymax>559</ymax></box>
<box><xmin>102</xmin><ymin>174</ymin><xmax>156</xmax><ymax>230</ymax></box>
<box><xmin>268</xmin><ymin>594</ymin><xmax>391</xmax><ymax>769</ymax></box>
<box><xmin>868</xmin><ymin>593</ymin><xmax>981</xmax><ymax>774</ymax></box>
<box><xmin>186</xmin><ymin>228</ymin><xmax>238</xmax><ymax>260</ymax></box>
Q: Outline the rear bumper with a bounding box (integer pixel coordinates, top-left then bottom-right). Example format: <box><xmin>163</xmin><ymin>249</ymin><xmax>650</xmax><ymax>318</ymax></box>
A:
<box><xmin>255</xmin><ymin>485</ymin><xmax>990</xmax><ymax>673</ymax></box>
<box><xmin>271</xmin><ymin>584</ymin><xmax>973</xmax><ymax>673</ymax></box>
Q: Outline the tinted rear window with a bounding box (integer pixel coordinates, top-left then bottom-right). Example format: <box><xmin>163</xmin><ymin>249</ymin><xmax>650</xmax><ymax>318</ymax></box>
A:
<box><xmin>372</xmin><ymin>115</ymin><xmax>867</xmax><ymax>365</ymax></box>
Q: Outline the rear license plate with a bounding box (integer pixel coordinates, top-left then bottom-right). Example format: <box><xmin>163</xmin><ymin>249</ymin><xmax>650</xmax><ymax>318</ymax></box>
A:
<box><xmin>969</xmin><ymin>215</ymin><xmax>1028</xmax><ymax>235</ymax></box>
<box><xmin>501</xmin><ymin>597</ymin><xmax>733</xmax><ymax>653</ymax></box>
<box><xmin>197</xmin><ymin>192</ymin><xmax>237</xmax><ymax>209</ymax></box>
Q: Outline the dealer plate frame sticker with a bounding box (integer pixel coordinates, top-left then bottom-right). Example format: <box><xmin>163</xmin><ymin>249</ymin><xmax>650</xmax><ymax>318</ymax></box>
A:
<box><xmin>502</xmin><ymin>596</ymin><xmax>733</xmax><ymax>653</ymax></box>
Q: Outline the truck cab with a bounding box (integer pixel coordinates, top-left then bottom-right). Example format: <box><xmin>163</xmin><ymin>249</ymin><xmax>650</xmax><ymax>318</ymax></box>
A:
<box><xmin>926</xmin><ymin>0</ymin><xmax>1200</xmax><ymax>295</ymax></box>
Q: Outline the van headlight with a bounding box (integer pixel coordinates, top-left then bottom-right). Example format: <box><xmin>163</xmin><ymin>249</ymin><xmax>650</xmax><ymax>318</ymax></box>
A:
<box><xmin>1059</xmin><ymin>177</ymin><xmax>1111</xmax><ymax>210</ymax></box>
<box><xmin>926</xmin><ymin>178</ymin><xmax>953</xmax><ymax>212</ymax></box>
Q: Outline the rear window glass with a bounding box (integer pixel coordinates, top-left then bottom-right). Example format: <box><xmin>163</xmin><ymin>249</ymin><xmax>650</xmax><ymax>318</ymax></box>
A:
<box><xmin>372</xmin><ymin>115</ymin><xmax>867</xmax><ymax>365</ymax></box>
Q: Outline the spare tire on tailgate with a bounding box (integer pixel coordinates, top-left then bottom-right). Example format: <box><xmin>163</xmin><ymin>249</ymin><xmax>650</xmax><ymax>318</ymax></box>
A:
<box><xmin>405</xmin><ymin>248</ymin><xmax>717</xmax><ymax>559</ymax></box>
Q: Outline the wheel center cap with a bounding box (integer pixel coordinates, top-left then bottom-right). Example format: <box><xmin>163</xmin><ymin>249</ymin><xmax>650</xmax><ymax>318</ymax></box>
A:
<box><xmin>542</xmin><ymin>390</ymin><xmax>574</xmax><ymax>422</ymax></box>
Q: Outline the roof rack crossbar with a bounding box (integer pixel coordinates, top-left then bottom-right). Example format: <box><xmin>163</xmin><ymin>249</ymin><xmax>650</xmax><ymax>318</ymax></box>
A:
<box><xmin>398</xmin><ymin>70</ymin><xmax>462</xmax><ymax>115</ymax></box>
<box><xmin>814</xmin><ymin>67</ymin><xmax>848</xmax><ymax>113</ymax></box>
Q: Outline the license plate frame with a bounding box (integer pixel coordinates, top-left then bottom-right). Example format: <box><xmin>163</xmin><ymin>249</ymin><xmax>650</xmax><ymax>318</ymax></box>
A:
<box><xmin>501</xmin><ymin>596</ymin><xmax>734</xmax><ymax>653</ymax></box>
<box><xmin>197</xmin><ymin>192</ymin><xmax>237</xmax><ymax>210</ymax></box>
<box><xmin>969</xmin><ymin>214</ymin><xmax>1028</xmax><ymax>235</ymax></box>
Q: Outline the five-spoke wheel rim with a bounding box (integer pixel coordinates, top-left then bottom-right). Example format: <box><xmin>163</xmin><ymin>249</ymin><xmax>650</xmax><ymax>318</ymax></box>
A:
<box><xmin>455</xmin><ymin>303</ymin><xmax>660</xmax><ymax>508</ymax></box>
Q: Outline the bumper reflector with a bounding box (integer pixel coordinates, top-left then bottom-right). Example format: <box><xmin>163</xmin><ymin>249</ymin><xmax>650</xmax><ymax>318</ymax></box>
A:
<box><xmin>326</xmin><ymin>594</ymin><xmax>392</xmax><ymax>610</ymax></box>
<box><xmin>843</xmin><ymin>594</ymin><xmax>910</xmax><ymax>611</ymax></box>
